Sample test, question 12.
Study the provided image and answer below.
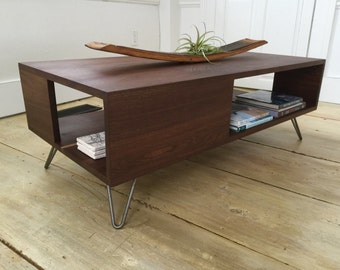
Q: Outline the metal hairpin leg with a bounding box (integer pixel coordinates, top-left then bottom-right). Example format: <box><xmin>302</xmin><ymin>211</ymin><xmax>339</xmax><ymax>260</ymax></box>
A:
<box><xmin>291</xmin><ymin>117</ymin><xmax>302</xmax><ymax>140</ymax></box>
<box><xmin>44</xmin><ymin>146</ymin><xmax>58</xmax><ymax>169</ymax></box>
<box><xmin>107</xmin><ymin>179</ymin><xmax>137</xmax><ymax>229</ymax></box>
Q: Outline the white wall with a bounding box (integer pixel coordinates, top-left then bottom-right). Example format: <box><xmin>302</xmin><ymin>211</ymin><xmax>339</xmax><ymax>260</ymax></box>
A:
<box><xmin>172</xmin><ymin>0</ymin><xmax>315</xmax><ymax>90</ymax></box>
<box><xmin>317</xmin><ymin>1</ymin><xmax>340</xmax><ymax>103</ymax></box>
<box><xmin>2</xmin><ymin>0</ymin><xmax>340</xmax><ymax>118</ymax></box>
<box><xmin>0</xmin><ymin>0</ymin><xmax>160</xmax><ymax>117</ymax></box>
<box><xmin>168</xmin><ymin>0</ymin><xmax>340</xmax><ymax>104</ymax></box>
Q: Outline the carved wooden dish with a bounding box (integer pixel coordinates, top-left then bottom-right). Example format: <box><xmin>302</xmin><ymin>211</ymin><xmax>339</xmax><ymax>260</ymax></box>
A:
<box><xmin>86</xmin><ymin>38</ymin><xmax>267</xmax><ymax>63</ymax></box>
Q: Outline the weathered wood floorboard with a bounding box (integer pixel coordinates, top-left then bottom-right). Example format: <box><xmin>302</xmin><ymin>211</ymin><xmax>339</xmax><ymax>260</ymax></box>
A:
<box><xmin>242</xmin><ymin>114</ymin><xmax>340</xmax><ymax>163</ymax></box>
<box><xmin>0</xmin><ymin>144</ymin><xmax>293</xmax><ymax>270</ymax></box>
<box><xmin>130</xmin><ymin>159</ymin><xmax>340</xmax><ymax>270</ymax></box>
<box><xmin>189</xmin><ymin>139</ymin><xmax>340</xmax><ymax>205</ymax></box>
<box><xmin>0</xmin><ymin>98</ymin><xmax>339</xmax><ymax>269</ymax></box>
<box><xmin>0</xmin><ymin>243</ymin><xmax>38</xmax><ymax>270</ymax></box>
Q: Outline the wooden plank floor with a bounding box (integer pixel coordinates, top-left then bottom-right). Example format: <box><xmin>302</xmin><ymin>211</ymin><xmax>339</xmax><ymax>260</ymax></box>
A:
<box><xmin>0</xmin><ymin>98</ymin><xmax>339</xmax><ymax>269</ymax></box>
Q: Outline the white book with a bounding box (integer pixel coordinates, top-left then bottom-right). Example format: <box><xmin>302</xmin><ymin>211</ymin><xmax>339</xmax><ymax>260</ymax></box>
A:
<box><xmin>77</xmin><ymin>143</ymin><xmax>106</xmax><ymax>155</ymax></box>
<box><xmin>77</xmin><ymin>144</ymin><xmax>106</xmax><ymax>159</ymax></box>
<box><xmin>76</xmin><ymin>141</ymin><xmax>105</xmax><ymax>153</ymax></box>
<box><xmin>76</xmin><ymin>131</ymin><xmax>105</xmax><ymax>151</ymax></box>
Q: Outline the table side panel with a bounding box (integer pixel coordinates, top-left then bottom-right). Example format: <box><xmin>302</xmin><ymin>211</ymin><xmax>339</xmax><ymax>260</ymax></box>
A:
<box><xmin>19</xmin><ymin>67</ymin><xmax>60</xmax><ymax>145</ymax></box>
<box><xmin>105</xmin><ymin>77</ymin><xmax>234</xmax><ymax>186</ymax></box>
<box><xmin>273</xmin><ymin>63</ymin><xmax>325</xmax><ymax>107</ymax></box>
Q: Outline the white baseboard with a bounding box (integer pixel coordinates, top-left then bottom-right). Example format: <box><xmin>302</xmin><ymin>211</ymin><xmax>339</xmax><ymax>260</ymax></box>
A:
<box><xmin>0</xmin><ymin>80</ymin><xmax>90</xmax><ymax>118</ymax></box>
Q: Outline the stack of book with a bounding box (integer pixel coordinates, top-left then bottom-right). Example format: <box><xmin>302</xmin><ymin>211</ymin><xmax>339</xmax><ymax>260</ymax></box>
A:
<box><xmin>235</xmin><ymin>90</ymin><xmax>306</xmax><ymax>118</ymax></box>
<box><xmin>230</xmin><ymin>103</ymin><xmax>273</xmax><ymax>132</ymax></box>
<box><xmin>76</xmin><ymin>131</ymin><xmax>106</xmax><ymax>159</ymax></box>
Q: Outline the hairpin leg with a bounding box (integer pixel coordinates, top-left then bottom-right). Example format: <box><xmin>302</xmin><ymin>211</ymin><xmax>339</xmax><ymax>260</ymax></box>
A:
<box><xmin>44</xmin><ymin>146</ymin><xmax>58</xmax><ymax>169</ymax></box>
<box><xmin>107</xmin><ymin>179</ymin><xmax>137</xmax><ymax>229</ymax></box>
<box><xmin>291</xmin><ymin>117</ymin><xmax>302</xmax><ymax>140</ymax></box>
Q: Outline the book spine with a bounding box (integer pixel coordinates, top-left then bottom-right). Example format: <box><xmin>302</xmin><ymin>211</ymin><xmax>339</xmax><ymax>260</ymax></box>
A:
<box><xmin>77</xmin><ymin>143</ymin><xmax>105</xmax><ymax>155</ymax></box>
<box><xmin>230</xmin><ymin>111</ymin><xmax>269</xmax><ymax>126</ymax></box>
<box><xmin>230</xmin><ymin>115</ymin><xmax>273</xmax><ymax>132</ymax></box>
<box><xmin>77</xmin><ymin>140</ymin><xmax>106</xmax><ymax>152</ymax></box>
<box><xmin>245</xmin><ymin>115</ymin><xmax>273</xmax><ymax>128</ymax></box>
<box><xmin>263</xmin><ymin>102</ymin><xmax>306</xmax><ymax>118</ymax></box>
<box><xmin>235</xmin><ymin>98</ymin><xmax>302</xmax><ymax>109</ymax></box>
<box><xmin>77</xmin><ymin>145</ymin><xmax>106</xmax><ymax>159</ymax></box>
<box><xmin>230</xmin><ymin>125</ymin><xmax>246</xmax><ymax>132</ymax></box>
<box><xmin>276</xmin><ymin>99</ymin><xmax>303</xmax><ymax>109</ymax></box>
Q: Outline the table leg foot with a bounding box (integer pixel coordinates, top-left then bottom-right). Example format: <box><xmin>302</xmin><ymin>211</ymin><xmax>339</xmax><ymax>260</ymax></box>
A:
<box><xmin>44</xmin><ymin>147</ymin><xmax>58</xmax><ymax>169</ymax></box>
<box><xmin>291</xmin><ymin>117</ymin><xmax>302</xmax><ymax>140</ymax></box>
<box><xmin>106</xmin><ymin>179</ymin><xmax>137</xmax><ymax>229</ymax></box>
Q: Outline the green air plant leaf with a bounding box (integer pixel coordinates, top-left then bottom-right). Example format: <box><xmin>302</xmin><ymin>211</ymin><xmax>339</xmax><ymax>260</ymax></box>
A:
<box><xmin>176</xmin><ymin>23</ymin><xmax>226</xmax><ymax>62</ymax></box>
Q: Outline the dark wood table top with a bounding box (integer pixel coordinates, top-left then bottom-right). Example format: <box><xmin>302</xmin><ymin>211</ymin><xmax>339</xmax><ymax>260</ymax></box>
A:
<box><xmin>19</xmin><ymin>52</ymin><xmax>325</xmax><ymax>98</ymax></box>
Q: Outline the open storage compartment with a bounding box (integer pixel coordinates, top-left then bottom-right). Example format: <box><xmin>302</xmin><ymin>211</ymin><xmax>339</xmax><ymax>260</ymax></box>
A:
<box><xmin>228</xmin><ymin>61</ymin><xmax>324</xmax><ymax>139</ymax></box>
<box><xmin>58</xmin><ymin>110</ymin><xmax>107</xmax><ymax>182</ymax></box>
<box><xmin>19</xmin><ymin>52</ymin><xmax>325</xmax><ymax>188</ymax></box>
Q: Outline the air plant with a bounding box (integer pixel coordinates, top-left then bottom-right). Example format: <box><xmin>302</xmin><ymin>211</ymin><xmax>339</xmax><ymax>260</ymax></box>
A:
<box><xmin>176</xmin><ymin>23</ymin><xmax>226</xmax><ymax>62</ymax></box>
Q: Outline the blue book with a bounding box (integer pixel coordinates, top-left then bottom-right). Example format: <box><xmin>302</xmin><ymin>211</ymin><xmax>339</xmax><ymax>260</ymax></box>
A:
<box><xmin>230</xmin><ymin>103</ymin><xmax>269</xmax><ymax>126</ymax></box>
<box><xmin>236</xmin><ymin>90</ymin><xmax>303</xmax><ymax>109</ymax></box>
<box><xmin>230</xmin><ymin>115</ymin><xmax>273</xmax><ymax>132</ymax></box>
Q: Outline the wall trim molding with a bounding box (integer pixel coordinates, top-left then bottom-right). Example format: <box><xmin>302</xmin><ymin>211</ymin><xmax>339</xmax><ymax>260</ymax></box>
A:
<box><xmin>0</xmin><ymin>79</ymin><xmax>20</xmax><ymax>85</ymax></box>
<box><xmin>87</xmin><ymin>0</ymin><xmax>160</xmax><ymax>5</ymax></box>
<box><xmin>179</xmin><ymin>1</ymin><xmax>200</xmax><ymax>8</ymax></box>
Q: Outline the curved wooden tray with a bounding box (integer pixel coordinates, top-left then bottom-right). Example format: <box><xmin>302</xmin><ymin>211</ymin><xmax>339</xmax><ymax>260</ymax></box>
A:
<box><xmin>85</xmin><ymin>38</ymin><xmax>267</xmax><ymax>63</ymax></box>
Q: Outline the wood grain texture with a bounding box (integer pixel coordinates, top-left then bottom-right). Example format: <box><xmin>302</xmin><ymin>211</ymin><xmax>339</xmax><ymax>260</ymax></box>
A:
<box><xmin>131</xmin><ymin>160</ymin><xmax>340</xmax><ymax>270</ymax></box>
<box><xmin>105</xmin><ymin>77</ymin><xmax>233</xmax><ymax>185</ymax></box>
<box><xmin>0</xmin><ymin>244</ymin><xmax>37</xmax><ymax>270</ymax></box>
<box><xmin>273</xmin><ymin>64</ymin><xmax>325</xmax><ymax>106</ymax></box>
<box><xmin>0</xmin><ymin>143</ymin><xmax>294</xmax><ymax>270</ymax></box>
<box><xmin>18</xmin><ymin>53</ymin><xmax>326</xmax><ymax>187</ymax></box>
<box><xmin>0</xmin><ymin>98</ymin><xmax>339</xmax><ymax>269</ymax></box>
<box><xmin>19</xmin><ymin>53</ymin><xmax>324</xmax><ymax>95</ymax></box>
<box><xmin>242</xmin><ymin>115</ymin><xmax>340</xmax><ymax>163</ymax></box>
<box><xmin>19</xmin><ymin>67</ymin><xmax>59</xmax><ymax>145</ymax></box>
